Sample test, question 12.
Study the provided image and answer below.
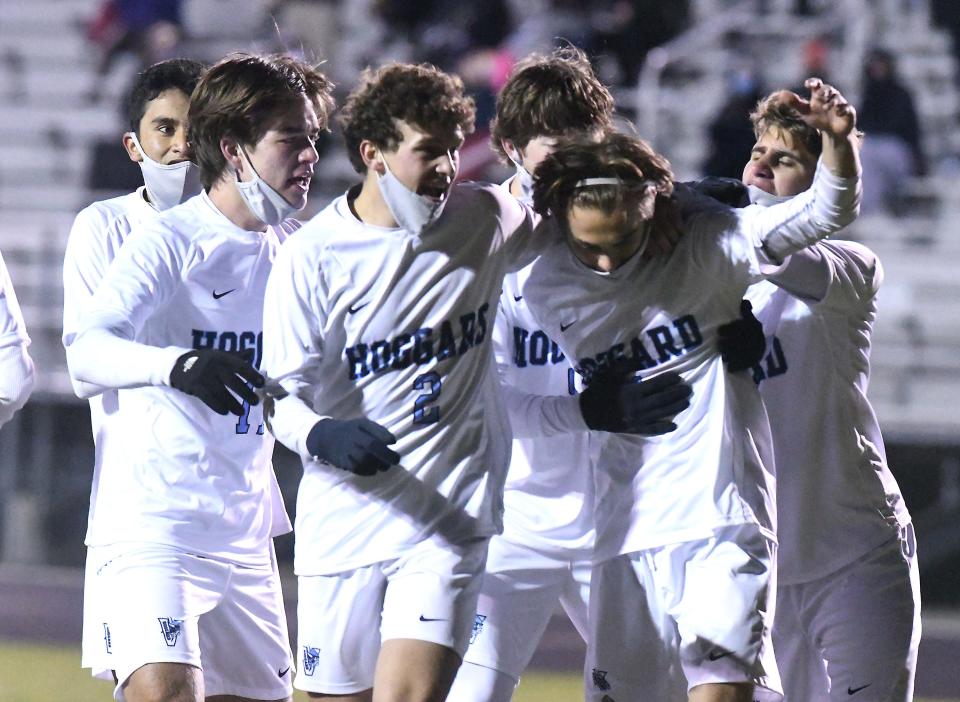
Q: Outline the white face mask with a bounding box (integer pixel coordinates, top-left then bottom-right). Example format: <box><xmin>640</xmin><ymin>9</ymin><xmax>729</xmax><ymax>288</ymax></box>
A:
<box><xmin>507</xmin><ymin>148</ymin><xmax>535</xmax><ymax>205</ymax></box>
<box><xmin>234</xmin><ymin>144</ymin><xmax>301</xmax><ymax>227</ymax></box>
<box><xmin>747</xmin><ymin>184</ymin><xmax>794</xmax><ymax>208</ymax></box>
<box><xmin>376</xmin><ymin>154</ymin><xmax>449</xmax><ymax>235</ymax></box>
<box><xmin>128</xmin><ymin>132</ymin><xmax>202</xmax><ymax>211</ymax></box>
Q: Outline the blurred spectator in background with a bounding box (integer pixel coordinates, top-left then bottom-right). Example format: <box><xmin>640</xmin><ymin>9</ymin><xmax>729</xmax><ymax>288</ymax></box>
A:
<box><xmin>858</xmin><ymin>48</ymin><xmax>924</xmax><ymax>214</ymax></box>
<box><xmin>702</xmin><ymin>63</ymin><xmax>766</xmax><ymax>179</ymax></box>
<box><xmin>789</xmin><ymin>34</ymin><xmax>838</xmax><ymax>95</ymax></box>
<box><xmin>86</xmin><ymin>0</ymin><xmax>184</xmax><ymax>102</ymax></box>
<box><xmin>587</xmin><ymin>0</ymin><xmax>691</xmax><ymax>86</ymax></box>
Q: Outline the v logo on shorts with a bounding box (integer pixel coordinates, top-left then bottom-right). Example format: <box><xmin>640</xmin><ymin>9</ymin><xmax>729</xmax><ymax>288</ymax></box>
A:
<box><xmin>158</xmin><ymin>617</ymin><xmax>184</xmax><ymax>647</ymax></box>
<box><xmin>302</xmin><ymin>646</ymin><xmax>321</xmax><ymax>676</ymax></box>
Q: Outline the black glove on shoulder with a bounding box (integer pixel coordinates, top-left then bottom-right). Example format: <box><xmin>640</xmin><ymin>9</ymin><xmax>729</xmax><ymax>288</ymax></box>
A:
<box><xmin>306</xmin><ymin>418</ymin><xmax>400</xmax><ymax>476</ymax></box>
<box><xmin>579</xmin><ymin>361</ymin><xmax>692</xmax><ymax>435</ymax></box>
<box><xmin>169</xmin><ymin>349</ymin><xmax>264</xmax><ymax>416</ymax></box>
<box><xmin>718</xmin><ymin>300</ymin><xmax>767</xmax><ymax>372</ymax></box>
<box><xmin>684</xmin><ymin>176</ymin><xmax>751</xmax><ymax>208</ymax></box>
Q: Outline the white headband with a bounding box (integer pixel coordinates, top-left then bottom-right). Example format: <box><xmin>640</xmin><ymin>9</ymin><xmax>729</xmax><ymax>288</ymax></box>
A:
<box><xmin>574</xmin><ymin>177</ymin><xmax>623</xmax><ymax>188</ymax></box>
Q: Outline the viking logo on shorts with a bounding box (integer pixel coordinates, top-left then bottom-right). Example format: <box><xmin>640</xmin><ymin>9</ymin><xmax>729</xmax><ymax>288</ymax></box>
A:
<box><xmin>302</xmin><ymin>646</ymin><xmax>321</xmax><ymax>676</ymax></box>
<box><xmin>158</xmin><ymin>617</ymin><xmax>183</xmax><ymax>647</ymax></box>
<box><xmin>102</xmin><ymin>623</ymin><xmax>112</xmax><ymax>654</ymax></box>
<box><xmin>592</xmin><ymin>668</ymin><xmax>612</xmax><ymax>691</ymax></box>
<box><xmin>470</xmin><ymin>614</ymin><xmax>487</xmax><ymax>644</ymax></box>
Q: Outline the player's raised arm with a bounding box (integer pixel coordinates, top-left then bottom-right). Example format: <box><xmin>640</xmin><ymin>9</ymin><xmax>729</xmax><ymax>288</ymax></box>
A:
<box><xmin>738</xmin><ymin>79</ymin><xmax>861</xmax><ymax>264</ymax></box>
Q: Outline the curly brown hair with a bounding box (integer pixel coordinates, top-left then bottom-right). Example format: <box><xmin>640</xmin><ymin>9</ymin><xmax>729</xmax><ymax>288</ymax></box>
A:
<box><xmin>491</xmin><ymin>46</ymin><xmax>614</xmax><ymax>164</ymax></box>
<box><xmin>188</xmin><ymin>53</ymin><xmax>335</xmax><ymax>190</ymax></box>
<box><xmin>532</xmin><ymin>132</ymin><xmax>674</xmax><ymax>222</ymax></box>
<box><xmin>750</xmin><ymin>92</ymin><xmax>823</xmax><ymax>160</ymax></box>
<box><xmin>338</xmin><ymin>63</ymin><xmax>476</xmax><ymax>174</ymax></box>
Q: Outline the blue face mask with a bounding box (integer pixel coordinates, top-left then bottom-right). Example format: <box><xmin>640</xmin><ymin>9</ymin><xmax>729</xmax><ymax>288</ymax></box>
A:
<box><xmin>376</xmin><ymin>154</ymin><xmax>450</xmax><ymax>235</ymax></box>
<box><xmin>234</xmin><ymin>145</ymin><xmax>301</xmax><ymax>226</ymax></box>
<box><xmin>127</xmin><ymin>132</ymin><xmax>202</xmax><ymax>211</ymax></box>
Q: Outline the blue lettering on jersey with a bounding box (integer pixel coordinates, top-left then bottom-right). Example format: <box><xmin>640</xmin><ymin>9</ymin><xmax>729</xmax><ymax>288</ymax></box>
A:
<box><xmin>752</xmin><ymin>335</ymin><xmax>788</xmax><ymax>385</ymax></box>
<box><xmin>191</xmin><ymin>328</ymin><xmax>264</xmax><ymax>434</ymax></box>
<box><xmin>344</xmin><ymin>303</ymin><xmax>490</xmax><ymax>380</ymax></box>
<box><xmin>576</xmin><ymin>314</ymin><xmax>704</xmax><ymax>383</ymax></box>
<box><xmin>511</xmin><ymin>325</ymin><xmax>566</xmax><ymax>368</ymax></box>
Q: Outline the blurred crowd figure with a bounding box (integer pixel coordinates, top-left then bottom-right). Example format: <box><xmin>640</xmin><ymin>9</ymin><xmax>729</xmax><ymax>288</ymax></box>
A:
<box><xmin>86</xmin><ymin>0</ymin><xmax>184</xmax><ymax>102</ymax></box>
<box><xmin>858</xmin><ymin>48</ymin><xmax>924</xmax><ymax>214</ymax></box>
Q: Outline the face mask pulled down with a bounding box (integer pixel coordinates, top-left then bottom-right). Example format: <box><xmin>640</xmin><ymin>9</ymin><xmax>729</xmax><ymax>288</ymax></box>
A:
<box><xmin>235</xmin><ymin>145</ymin><xmax>302</xmax><ymax>226</ymax></box>
<box><xmin>128</xmin><ymin>132</ymin><xmax>202</xmax><ymax>211</ymax></box>
<box><xmin>747</xmin><ymin>184</ymin><xmax>793</xmax><ymax>208</ymax></box>
<box><xmin>376</xmin><ymin>155</ymin><xmax>449</xmax><ymax>236</ymax></box>
<box><xmin>507</xmin><ymin>148</ymin><xmax>535</xmax><ymax>205</ymax></box>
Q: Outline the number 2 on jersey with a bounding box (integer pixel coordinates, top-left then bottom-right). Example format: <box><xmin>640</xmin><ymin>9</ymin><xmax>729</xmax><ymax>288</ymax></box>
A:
<box><xmin>413</xmin><ymin>371</ymin><xmax>441</xmax><ymax>425</ymax></box>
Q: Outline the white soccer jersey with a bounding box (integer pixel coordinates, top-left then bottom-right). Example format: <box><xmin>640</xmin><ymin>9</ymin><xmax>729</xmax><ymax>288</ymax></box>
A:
<box><xmin>494</xmin><ymin>267</ymin><xmax>595</xmax><ymax>559</ymax></box>
<box><xmin>263</xmin><ymin>183</ymin><xmax>540</xmax><ymax>575</ymax></box>
<box><xmin>0</xmin><ymin>247</ymin><xmax>34</xmax><ymax>427</ymax></box>
<box><xmin>64</xmin><ymin>192</ymin><xmax>296</xmax><ymax>565</ymax></box>
<box><xmin>745</xmin><ymin>240</ymin><xmax>911</xmax><ymax>584</ymax></box>
<box><xmin>493</xmin><ymin>177</ymin><xmax>595</xmax><ymax>558</ymax></box>
<box><xmin>524</xmin><ymin>163</ymin><xmax>859</xmax><ymax>562</ymax></box>
<box><xmin>63</xmin><ymin>188</ymin><xmax>290</xmax><ymax>547</ymax></box>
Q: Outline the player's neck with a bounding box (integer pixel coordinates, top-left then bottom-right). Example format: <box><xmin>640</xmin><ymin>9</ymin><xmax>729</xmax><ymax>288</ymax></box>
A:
<box><xmin>508</xmin><ymin>175</ymin><xmax>523</xmax><ymax>199</ymax></box>
<box><xmin>352</xmin><ymin>174</ymin><xmax>399</xmax><ymax>228</ymax></box>
<box><xmin>208</xmin><ymin>178</ymin><xmax>269</xmax><ymax>232</ymax></box>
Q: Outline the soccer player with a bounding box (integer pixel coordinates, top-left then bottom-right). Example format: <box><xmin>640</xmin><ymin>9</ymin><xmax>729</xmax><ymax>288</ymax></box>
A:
<box><xmin>0</xmin><ymin>247</ymin><xmax>34</xmax><ymax>427</ymax></box>
<box><xmin>260</xmin><ymin>61</ymin><xmax>687</xmax><ymax>702</ymax></box>
<box><xmin>522</xmin><ymin>80</ymin><xmax>861</xmax><ymax>702</ymax></box>
<box><xmin>63</xmin><ymin>57</ymin><xmax>206</xmax><ymax>692</ymax></box>
<box><xmin>739</xmin><ymin>94</ymin><xmax>920</xmax><ymax>702</ymax></box>
<box><xmin>446</xmin><ymin>47</ymin><xmax>615</xmax><ymax>702</ymax></box>
<box><xmin>63</xmin><ymin>53</ymin><xmax>334</xmax><ymax>702</ymax></box>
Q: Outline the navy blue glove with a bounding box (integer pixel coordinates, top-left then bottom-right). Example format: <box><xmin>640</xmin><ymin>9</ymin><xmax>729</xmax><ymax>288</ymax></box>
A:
<box><xmin>685</xmin><ymin>176</ymin><xmax>751</xmax><ymax>208</ymax></box>
<box><xmin>169</xmin><ymin>349</ymin><xmax>263</xmax><ymax>416</ymax></box>
<box><xmin>718</xmin><ymin>300</ymin><xmax>766</xmax><ymax>372</ymax></box>
<box><xmin>306</xmin><ymin>418</ymin><xmax>400</xmax><ymax>476</ymax></box>
<box><xmin>580</xmin><ymin>360</ymin><xmax>692</xmax><ymax>435</ymax></box>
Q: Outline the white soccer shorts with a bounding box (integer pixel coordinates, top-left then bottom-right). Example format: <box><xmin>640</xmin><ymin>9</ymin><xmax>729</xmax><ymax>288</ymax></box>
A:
<box><xmin>586</xmin><ymin>524</ymin><xmax>782</xmax><ymax>702</ymax></box>
<box><xmin>294</xmin><ymin>536</ymin><xmax>489</xmax><ymax>695</ymax></box>
<box><xmin>82</xmin><ymin>543</ymin><xmax>293</xmax><ymax>702</ymax></box>
<box><xmin>773</xmin><ymin>525</ymin><xmax>921</xmax><ymax>701</ymax></box>
<box><xmin>459</xmin><ymin>535</ymin><xmax>591</xmax><ymax>681</ymax></box>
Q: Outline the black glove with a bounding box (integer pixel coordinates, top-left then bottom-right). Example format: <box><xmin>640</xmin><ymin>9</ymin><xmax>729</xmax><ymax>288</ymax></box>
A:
<box><xmin>718</xmin><ymin>300</ymin><xmax>766</xmax><ymax>372</ymax></box>
<box><xmin>306</xmin><ymin>418</ymin><xmax>400</xmax><ymax>476</ymax></box>
<box><xmin>684</xmin><ymin>176</ymin><xmax>751</xmax><ymax>208</ymax></box>
<box><xmin>169</xmin><ymin>349</ymin><xmax>264</xmax><ymax>416</ymax></box>
<box><xmin>579</xmin><ymin>360</ymin><xmax>692</xmax><ymax>435</ymax></box>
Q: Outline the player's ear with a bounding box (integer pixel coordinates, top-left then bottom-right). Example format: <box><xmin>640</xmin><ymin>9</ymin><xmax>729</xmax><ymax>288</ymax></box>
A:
<box><xmin>220</xmin><ymin>136</ymin><xmax>244</xmax><ymax>173</ymax></box>
<box><xmin>359</xmin><ymin>140</ymin><xmax>384</xmax><ymax>175</ymax></box>
<box><xmin>501</xmin><ymin>139</ymin><xmax>520</xmax><ymax>164</ymax></box>
<box><xmin>122</xmin><ymin>132</ymin><xmax>143</xmax><ymax>163</ymax></box>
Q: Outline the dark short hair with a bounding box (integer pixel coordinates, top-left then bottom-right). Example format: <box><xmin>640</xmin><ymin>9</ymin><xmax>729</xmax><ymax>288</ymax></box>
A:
<box><xmin>125</xmin><ymin>58</ymin><xmax>205</xmax><ymax>134</ymax></box>
<box><xmin>749</xmin><ymin>92</ymin><xmax>823</xmax><ymax>160</ymax></box>
<box><xmin>188</xmin><ymin>53</ymin><xmax>335</xmax><ymax>190</ymax></box>
<box><xmin>338</xmin><ymin>62</ymin><xmax>476</xmax><ymax>174</ymax></box>
<box><xmin>491</xmin><ymin>46</ymin><xmax>614</xmax><ymax>164</ymax></box>
<box><xmin>533</xmin><ymin>131</ymin><xmax>674</xmax><ymax>222</ymax></box>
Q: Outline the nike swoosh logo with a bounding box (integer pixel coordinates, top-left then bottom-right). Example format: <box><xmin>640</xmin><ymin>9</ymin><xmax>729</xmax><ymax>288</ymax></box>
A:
<box><xmin>419</xmin><ymin>615</ymin><xmax>448</xmax><ymax>622</ymax></box>
<box><xmin>212</xmin><ymin>288</ymin><xmax>237</xmax><ymax>300</ymax></box>
<box><xmin>513</xmin><ymin>295</ymin><xmax>522</xmax><ymax>302</ymax></box>
<box><xmin>348</xmin><ymin>301</ymin><xmax>369</xmax><ymax>315</ymax></box>
<box><xmin>848</xmin><ymin>684</ymin><xmax>872</xmax><ymax>695</ymax></box>
<box><xmin>708</xmin><ymin>649</ymin><xmax>733</xmax><ymax>661</ymax></box>
<box><xmin>560</xmin><ymin>320</ymin><xmax>576</xmax><ymax>332</ymax></box>
<box><xmin>278</xmin><ymin>666</ymin><xmax>290</xmax><ymax>678</ymax></box>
